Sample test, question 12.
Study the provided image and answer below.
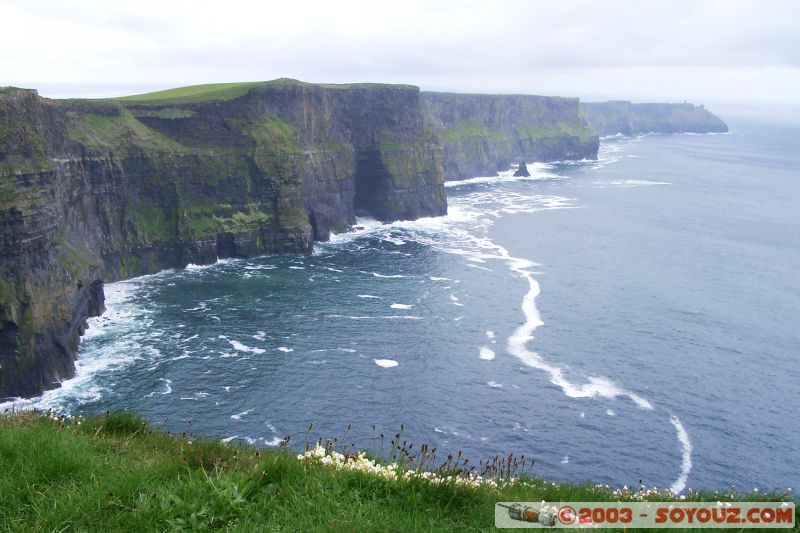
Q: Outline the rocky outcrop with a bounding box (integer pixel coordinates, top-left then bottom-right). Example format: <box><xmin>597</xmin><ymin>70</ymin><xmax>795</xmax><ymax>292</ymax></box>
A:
<box><xmin>581</xmin><ymin>101</ymin><xmax>728</xmax><ymax>136</ymax></box>
<box><xmin>514</xmin><ymin>161</ymin><xmax>530</xmax><ymax>177</ymax></box>
<box><xmin>420</xmin><ymin>92</ymin><xmax>599</xmax><ymax>180</ymax></box>
<box><xmin>1</xmin><ymin>80</ymin><xmax>604</xmax><ymax>400</ymax></box>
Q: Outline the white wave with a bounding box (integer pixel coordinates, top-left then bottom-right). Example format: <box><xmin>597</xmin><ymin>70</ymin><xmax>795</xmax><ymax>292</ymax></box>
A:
<box><xmin>606</xmin><ymin>409</ymin><xmax>616</xmax><ymax>416</ymax></box>
<box><xmin>429</xmin><ymin>276</ymin><xmax>451</xmax><ymax>281</ymax></box>
<box><xmin>479</xmin><ymin>347</ymin><xmax>496</xmax><ymax>360</ymax></box>
<box><xmin>180</xmin><ymin>391</ymin><xmax>210</xmax><ymax>401</ymax></box>
<box><xmin>253</xmin><ymin>331</ymin><xmax>267</xmax><ymax>341</ymax></box>
<box><xmin>231</xmin><ymin>409</ymin><xmax>253</xmax><ymax>421</ymax></box>
<box><xmin>244</xmin><ymin>264</ymin><xmax>276</xmax><ymax>270</ymax></box>
<box><xmin>390</xmin><ymin>303</ymin><xmax>413</xmax><ymax>310</ymax></box>
<box><xmin>329</xmin><ymin>315</ymin><xmax>422</xmax><ymax>320</ymax></box>
<box><xmin>325</xmin><ymin>217</ymin><xmax>387</xmax><ymax>245</ymax></box>
<box><xmin>487</xmin><ymin>381</ymin><xmax>503</xmax><ymax>388</ymax></box>
<box><xmin>669</xmin><ymin>416</ymin><xmax>693</xmax><ymax>494</ymax></box>
<box><xmin>381</xmin><ymin>235</ymin><xmax>406</xmax><ymax>245</ymax></box>
<box><xmin>277</xmin><ymin>347</ymin><xmax>293</xmax><ymax>353</ymax></box>
<box><xmin>503</xmin><ymin>247</ymin><xmax>654</xmax><ymax>410</ymax></box>
<box><xmin>561</xmin><ymin>455</ymin><xmax>570</xmax><ymax>464</ymax></box>
<box><xmin>229</xmin><ymin>340</ymin><xmax>266</xmax><ymax>355</ymax></box>
<box><xmin>371</xmin><ymin>272</ymin><xmax>406</xmax><ymax>279</ymax></box>
<box><xmin>220</xmin><ymin>435</ymin><xmax>239</xmax><ymax>444</ymax></box>
<box><xmin>374</xmin><ymin>358</ymin><xmax>398</xmax><ymax>368</ymax></box>
<box><xmin>444</xmin><ymin>163</ymin><xmax>563</xmax><ymax>188</ymax></box>
<box><xmin>357</xmin><ymin>294</ymin><xmax>381</xmax><ymax>299</ymax></box>
<box><xmin>143</xmin><ymin>378</ymin><xmax>173</xmax><ymax>398</ymax></box>
<box><xmin>595</xmin><ymin>179</ymin><xmax>671</xmax><ymax>188</ymax></box>
<box><xmin>0</xmin><ymin>282</ymin><xmax>151</xmax><ymax>413</ymax></box>
<box><xmin>486</xmin><ymin>330</ymin><xmax>496</xmax><ymax>341</ymax></box>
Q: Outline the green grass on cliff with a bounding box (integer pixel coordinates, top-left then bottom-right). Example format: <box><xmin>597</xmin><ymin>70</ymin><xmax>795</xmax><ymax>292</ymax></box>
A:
<box><xmin>516</xmin><ymin>122</ymin><xmax>596</xmax><ymax>141</ymax></box>
<box><xmin>111</xmin><ymin>79</ymin><xmax>417</xmax><ymax>105</ymax></box>
<box><xmin>0</xmin><ymin>412</ymin><xmax>795</xmax><ymax>532</ymax></box>
<box><xmin>65</xmin><ymin>109</ymin><xmax>187</xmax><ymax>150</ymax></box>
<box><xmin>113</xmin><ymin>82</ymin><xmax>271</xmax><ymax>104</ymax></box>
<box><xmin>438</xmin><ymin>122</ymin><xmax>507</xmax><ymax>142</ymax></box>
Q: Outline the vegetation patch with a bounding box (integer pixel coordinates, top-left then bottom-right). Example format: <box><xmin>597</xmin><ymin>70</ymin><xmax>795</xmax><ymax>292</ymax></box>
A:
<box><xmin>126</xmin><ymin>204</ymin><xmax>178</xmax><ymax>242</ymax></box>
<box><xmin>0</xmin><ymin>411</ymin><xmax>794</xmax><ymax>532</ymax></box>
<box><xmin>132</xmin><ymin>108</ymin><xmax>197</xmax><ymax>120</ymax></box>
<box><xmin>112</xmin><ymin>82</ymin><xmax>269</xmax><ymax>105</ymax></box>
<box><xmin>178</xmin><ymin>202</ymin><xmax>274</xmax><ymax>238</ymax></box>
<box><xmin>516</xmin><ymin>122</ymin><xmax>596</xmax><ymax>141</ymax></box>
<box><xmin>55</xmin><ymin>239</ymin><xmax>99</xmax><ymax>275</ymax></box>
<box><xmin>65</xmin><ymin>109</ymin><xmax>188</xmax><ymax>151</ymax></box>
<box><xmin>438</xmin><ymin>122</ymin><xmax>507</xmax><ymax>142</ymax></box>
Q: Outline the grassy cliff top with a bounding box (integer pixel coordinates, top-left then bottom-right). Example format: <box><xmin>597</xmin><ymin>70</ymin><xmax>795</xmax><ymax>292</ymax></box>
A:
<box><xmin>1</xmin><ymin>411</ymin><xmax>794</xmax><ymax>531</ymax></box>
<box><xmin>109</xmin><ymin>79</ymin><xmax>418</xmax><ymax>105</ymax></box>
<box><xmin>112</xmin><ymin>81</ymin><xmax>273</xmax><ymax>104</ymax></box>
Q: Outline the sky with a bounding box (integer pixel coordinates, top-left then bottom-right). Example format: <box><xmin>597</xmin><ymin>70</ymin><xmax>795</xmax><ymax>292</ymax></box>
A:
<box><xmin>1</xmin><ymin>0</ymin><xmax>799</xmax><ymax>108</ymax></box>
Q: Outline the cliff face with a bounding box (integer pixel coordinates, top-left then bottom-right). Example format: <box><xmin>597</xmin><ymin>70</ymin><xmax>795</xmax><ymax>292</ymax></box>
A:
<box><xmin>420</xmin><ymin>92</ymin><xmax>599</xmax><ymax>180</ymax></box>
<box><xmin>1</xmin><ymin>81</ymin><xmax>603</xmax><ymax>400</ymax></box>
<box><xmin>0</xmin><ymin>81</ymin><xmax>448</xmax><ymax>399</ymax></box>
<box><xmin>582</xmin><ymin>101</ymin><xmax>728</xmax><ymax>136</ymax></box>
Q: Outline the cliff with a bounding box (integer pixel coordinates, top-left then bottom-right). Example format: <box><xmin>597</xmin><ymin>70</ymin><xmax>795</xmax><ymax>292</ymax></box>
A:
<box><xmin>0</xmin><ymin>80</ymin><xmax>449</xmax><ymax>399</ymax></box>
<box><xmin>421</xmin><ymin>92</ymin><xmax>598</xmax><ymax>180</ymax></box>
<box><xmin>0</xmin><ymin>80</ymin><xmax>600</xmax><ymax>400</ymax></box>
<box><xmin>582</xmin><ymin>101</ymin><xmax>728</xmax><ymax>136</ymax></box>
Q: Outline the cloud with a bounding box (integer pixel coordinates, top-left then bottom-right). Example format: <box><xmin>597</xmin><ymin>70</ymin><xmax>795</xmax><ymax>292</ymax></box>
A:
<box><xmin>1</xmin><ymin>0</ymin><xmax>798</xmax><ymax>103</ymax></box>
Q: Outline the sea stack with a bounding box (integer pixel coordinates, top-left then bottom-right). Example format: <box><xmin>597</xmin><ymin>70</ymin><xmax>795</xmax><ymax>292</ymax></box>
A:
<box><xmin>514</xmin><ymin>161</ymin><xmax>531</xmax><ymax>177</ymax></box>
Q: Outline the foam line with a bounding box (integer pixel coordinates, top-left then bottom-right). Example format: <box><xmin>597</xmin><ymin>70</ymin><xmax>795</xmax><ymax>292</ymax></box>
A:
<box><xmin>669</xmin><ymin>416</ymin><xmax>693</xmax><ymax>494</ymax></box>
<box><xmin>481</xmin><ymin>237</ymin><xmax>655</xmax><ymax>409</ymax></box>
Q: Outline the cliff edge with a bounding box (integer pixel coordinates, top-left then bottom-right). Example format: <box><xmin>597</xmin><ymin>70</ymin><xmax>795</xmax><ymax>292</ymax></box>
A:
<box><xmin>582</xmin><ymin>101</ymin><xmax>728</xmax><ymax>136</ymax></box>
<box><xmin>422</xmin><ymin>92</ymin><xmax>598</xmax><ymax>180</ymax></box>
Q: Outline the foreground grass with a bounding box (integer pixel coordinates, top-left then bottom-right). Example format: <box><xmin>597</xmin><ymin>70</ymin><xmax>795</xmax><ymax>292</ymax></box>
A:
<box><xmin>0</xmin><ymin>412</ymin><xmax>795</xmax><ymax>532</ymax></box>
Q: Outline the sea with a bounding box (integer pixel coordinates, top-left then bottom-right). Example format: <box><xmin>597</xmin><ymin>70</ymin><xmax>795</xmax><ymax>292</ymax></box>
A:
<box><xmin>4</xmin><ymin>112</ymin><xmax>799</xmax><ymax>494</ymax></box>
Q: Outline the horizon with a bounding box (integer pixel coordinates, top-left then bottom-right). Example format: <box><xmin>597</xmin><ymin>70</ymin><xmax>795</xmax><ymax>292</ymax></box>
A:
<box><xmin>2</xmin><ymin>0</ymin><xmax>799</xmax><ymax>111</ymax></box>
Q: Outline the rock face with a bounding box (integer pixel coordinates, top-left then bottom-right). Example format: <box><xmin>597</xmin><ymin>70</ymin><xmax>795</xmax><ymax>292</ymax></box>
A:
<box><xmin>513</xmin><ymin>161</ymin><xmax>530</xmax><ymax>177</ymax></box>
<box><xmin>0</xmin><ymin>81</ymin><xmax>450</xmax><ymax>399</ymax></box>
<box><xmin>421</xmin><ymin>92</ymin><xmax>599</xmax><ymax>180</ymax></box>
<box><xmin>0</xmin><ymin>80</ymin><xmax>602</xmax><ymax>399</ymax></box>
<box><xmin>582</xmin><ymin>101</ymin><xmax>728</xmax><ymax>136</ymax></box>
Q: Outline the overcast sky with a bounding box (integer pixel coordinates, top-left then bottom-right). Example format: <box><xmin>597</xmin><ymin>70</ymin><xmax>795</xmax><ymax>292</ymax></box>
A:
<box><xmin>1</xmin><ymin>0</ymin><xmax>798</xmax><ymax>107</ymax></box>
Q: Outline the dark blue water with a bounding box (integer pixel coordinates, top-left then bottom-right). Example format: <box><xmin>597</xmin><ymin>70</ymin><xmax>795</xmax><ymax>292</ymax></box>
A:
<box><xmin>5</xmin><ymin>115</ymin><xmax>799</xmax><ymax>493</ymax></box>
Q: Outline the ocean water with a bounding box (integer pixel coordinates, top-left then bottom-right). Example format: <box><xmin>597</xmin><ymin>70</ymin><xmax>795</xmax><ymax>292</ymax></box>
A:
<box><xmin>5</xmin><ymin>114</ymin><xmax>799</xmax><ymax>493</ymax></box>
